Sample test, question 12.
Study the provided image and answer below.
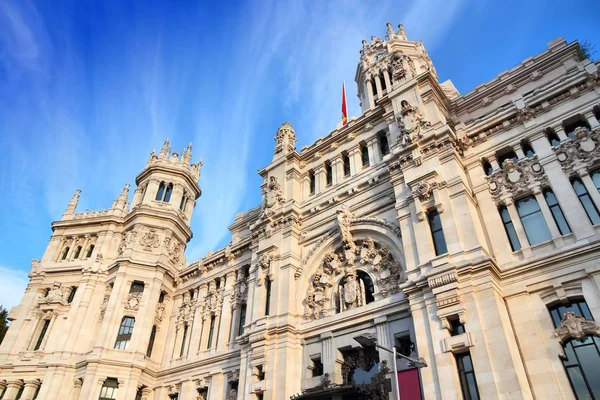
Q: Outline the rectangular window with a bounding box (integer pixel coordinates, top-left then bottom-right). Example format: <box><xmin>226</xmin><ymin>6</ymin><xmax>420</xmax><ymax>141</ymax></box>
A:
<box><xmin>207</xmin><ymin>316</ymin><xmax>215</xmax><ymax>349</ymax></box>
<box><xmin>311</xmin><ymin>357</ymin><xmax>324</xmax><ymax>377</ymax></box>
<box><xmin>74</xmin><ymin>246</ymin><xmax>82</xmax><ymax>259</ymax></box>
<box><xmin>379</xmin><ymin>133</ymin><xmax>390</xmax><ymax>156</ymax></box>
<box><xmin>129</xmin><ymin>281</ymin><xmax>144</xmax><ymax>296</ymax></box>
<box><xmin>238</xmin><ymin>304</ymin><xmax>247</xmax><ymax>336</ymax></box>
<box><xmin>343</xmin><ymin>154</ymin><xmax>351</xmax><ymax>176</ymax></box>
<box><xmin>572</xmin><ymin>178</ymin><xmax>600</xmax><ymax>225</ymax></box>
<box><xmin>450</xmin><ymin>319</ymin><xmax>466</xmax><ymax>336</ymax></box>
<box><xmin>325</xmin><ymin>163</ymin><xmax>333</xmax><ymax>186</ymax></box>
<box><xmin>361</xmin><ymin>145</ymin><xmax>369</xmax><ymax>167</ymax></box>
<box><xmin>99</xmin><ymin>378</ymin><xmax>119</xmax><ymax>400</ymax></box>
<box><xmin>114</xmin><ymin>317</ymin><xmax>135</xmax><ymax>350</ymax></box>
<box><xmin>67</xmin><ymin>287</ymin><xmax>78</xmax><ymax>303</ymax></box>
<box><xmin>428</xmin><ymin>211</ymin><xmax>448</xmax><ymax>256</ymax></box>
<box><xmin>543</xmin><ymin>189</ymin><xmax>571</xmax><ymax>235</ymax></box>
<box><xmin>179</xmin><ymin>194</ymin><xmax>187</xmax><ymax>211</ymax></box>
<box><xmin>516</xmin><ymin>196</ymin><xmax>552</xmax><ymax>245</ymax></box>
<box><xmin>86</xmin><ymin>244</ymin><xmax>95</xmax><ymax>258</ymax></box>
<box><xmin>265</xmin><ymin>279</ymin><xmax>272</xmax><ymax>316</ymax></box>
<box><xmin>34</xmin><ymin>319</ymin><xmax>50</xmax><ymax>351</ymax></box>
<box><xmin>456</xmin><ymin>352</ymin><xmax>480</xmax><ymax>400</ymax></box>
<box><xmin>180</xmin><ymin>325</ymin><xmax>188</xmax><ymax>357</ymax></box>
<box><xmin>309</xmin><ymin>172</ymin><xmax>315</xmax><ymax>194</ymax></box>
<box><xmin>146</xmin><ymin>325</ymin><xmax>157</xmax><ymax>357</ymax></box>
<box><xmin>499</xmin><ymin>206</ymin><xmax>521</xmax><ymax>251</ymax></box>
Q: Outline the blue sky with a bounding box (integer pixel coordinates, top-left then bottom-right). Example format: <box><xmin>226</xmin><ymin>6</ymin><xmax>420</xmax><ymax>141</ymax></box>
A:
<box><xmin>1</xmin><ymin>0</ymin><xmax>599</xmax><ymax>309</ymax></box>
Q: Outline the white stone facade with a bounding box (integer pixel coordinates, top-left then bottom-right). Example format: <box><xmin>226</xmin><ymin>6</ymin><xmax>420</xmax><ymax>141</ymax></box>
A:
<box><xmin>1</xmin><ymin>23</ymin><xmax>600</xmax><ymax>400</ymax></box>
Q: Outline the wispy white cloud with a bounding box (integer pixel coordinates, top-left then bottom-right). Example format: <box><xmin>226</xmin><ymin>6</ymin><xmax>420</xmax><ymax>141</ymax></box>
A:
<box><xmin>0</xmin><ymin>266</ymin><xmax>28</xmax><ymax>311</ymax></box>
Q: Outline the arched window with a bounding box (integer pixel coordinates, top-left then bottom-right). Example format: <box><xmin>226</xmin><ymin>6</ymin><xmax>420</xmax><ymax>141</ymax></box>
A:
<box><xmin>155</xmin><ymin>182</ymin><xmax>165</xmax><ymax>201</ymax></box>
<box><xmin>86</xmin><ymin>244</ymin><xmax>95</xmax><ymax>258</ymax></box>
<box><xmin>61</xmin><ymin>247</ymin><xmax>70</xmax><ymax>261</ymax></box>
<box><xmin>179</xmin><ymin>191</ymin><xmax>187</xmax><ymax>211</ymax></box>
<box><xmin>482</xmin><ymin>158</ymin><xmax>493</xmax><ymax>176</ymax></box>
<box><xmin>99</xmin><ymin>378</ymin><xmax>119</xmax><ymax>400</ymax></box>
<box><xmin>549</xmin><ymin>300</ymin><xmax>600</xmax><ymax>399</ymax></box>
<box><xmin>74</xmin><ymin>246</ymin><xmax>82</xmax><ymax>259</ymax></box>
<box><xmin>357</xmin><ymin>270</ymin><xmax>375</xmax><ymax>304</ymax></box>
<box><xmin>545</xmin><ymin>127</ymin><xmax>561</xmax><ymax>147</ymax></box>
<box><xmin>163</xmin><ymin>183</ymin><xmax>173</xmax><ymax>202</ymax></box>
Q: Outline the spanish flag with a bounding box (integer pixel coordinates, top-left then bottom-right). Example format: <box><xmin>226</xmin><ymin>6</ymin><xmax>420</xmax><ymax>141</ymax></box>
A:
<box><xmin>341</xmin><ymin>82</ymin><xmax>348</xmax><ymax>126</ymax></box>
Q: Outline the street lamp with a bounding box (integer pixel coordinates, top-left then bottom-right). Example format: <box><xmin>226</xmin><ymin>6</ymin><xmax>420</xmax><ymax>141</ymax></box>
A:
<box><xmin>354</xmin><ymin>333</ymin><xmax>427</xmax><ymax>400</ymax></box>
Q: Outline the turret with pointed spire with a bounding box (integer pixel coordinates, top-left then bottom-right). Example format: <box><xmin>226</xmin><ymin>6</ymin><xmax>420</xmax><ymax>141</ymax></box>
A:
<box><xmin>273</xmin><ymin>122</ymin><xmax>297</xmax><ymax>160</ymax></box>
<box><xmin>63</xmin><ymin>189</ymin><xmax>81</xmax><ymax>216</ymax></box>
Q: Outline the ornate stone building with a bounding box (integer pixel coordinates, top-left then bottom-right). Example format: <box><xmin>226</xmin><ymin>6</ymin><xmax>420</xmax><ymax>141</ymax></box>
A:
<box><xmin>1</xmin><ymin>22</ymin><xmax>600</xmax><ymax>400</ymax></box>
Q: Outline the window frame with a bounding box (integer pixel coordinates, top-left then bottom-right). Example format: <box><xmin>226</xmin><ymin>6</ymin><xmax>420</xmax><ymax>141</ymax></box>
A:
<box><xmin>572</xmin><ymin>178</ymin><xmax>600</xmax><ymax>225</ymax></box>
<box><xmin>146</xmin><ymin>325</ymin><xmax>157</xmax><ymax>358</ymax></box>
<box><xmin>515</xmin><ymin>195</ymin><xmax>552</xmax><ymax>245</ymax></box>
<box><xmin>99</xmin><ymin>378</ymin><xmax>119</xmax><ymax>400</ymax></box>
<box><xmin>238</xmin><ymin>304</ymin><xmax>247</xmax><ymax>336</ymax></box>
<box><xmin>543</xmin><ymin>189</ymin><xmax>571</xmax><ymax>235</ymax></box>
<box><xmin>33</xmin><ymin>319</ymin><xmax>51</xmax><ymax>351</ymax></box>
<box><xmin>428</xmin><ymin>210</ymin><xmax>448</xmax><ymax>256</ymax></box>
<box><xmin>206</xmin><ymin>315</ymin><xmax>216</xmax><ymax>349</ymax></box>
<box><xmin>498</xmin><ymin>206</ymin><xmax>521</xmax><ymax>251</ymax></box>
<box><xmin>114</xmin><ymin>316</ymin><xmax>135</xmax><ymax>350</ymax></box>
<box><xmin>456</xmin><ymin>352</ymin><xmax>480</xmax><ymax>400</ymax></box>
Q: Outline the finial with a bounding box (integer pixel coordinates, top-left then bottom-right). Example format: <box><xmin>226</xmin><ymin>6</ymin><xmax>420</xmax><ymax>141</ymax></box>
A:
<box><xmin>159</xmin><ymin>138</ymin><xmax>171</xmax><ymax>158</ymax></box>
<box><xmin>181</xmin><ymin>142</ymin><xmax>192</xmax><ymax>164</ymax></box>
<box><xmin>362</xmin><ymin>39</ymin><xmax>367</xmax><ymax>49</ymax></box>
<box><xmin>398</xmin><ymin>23</ymin><xmax>407</xmax><ymax>40</ymax></box>
<box><xmin>64</xmin><ymin>189</ymin><xmax>81</xmax><ymax>214</ymax></box>
<box><xmin>386</xmin><ymin>22</ymin><xmax>395</xmax><ymax>40</ymax></box>
<box><xmin>114</xmin><ymin>183</ymin><xmax>130</xmax><ymax>211</ymax></box>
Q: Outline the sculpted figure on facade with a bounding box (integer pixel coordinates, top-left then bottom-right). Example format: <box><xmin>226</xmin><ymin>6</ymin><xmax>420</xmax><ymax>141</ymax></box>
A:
<box><xmin>256</xmin><ymin>252</ymin><xmax>273</xmax><ymax>286</ymax></box>
<box><xmin>177</xmin><ymin>291</ymin><xmax>194</xmax><ymax>325</ymax></box>
<box><xmin>140</xmin><ymin>228</ymin><xmax>161</xmax><ymax>250</ymax></box>
<box><xmin>339</xmin><ymin>268</ymin><xmax>365</xmax><ymax>312</ymax></box>
<box><xmin>554</xmin><ymin>126</ymin><xmax>600</xmax><ymax>175</ymax></box>
<box><xmin>231</xmin><ymin>270</ymin><xmax>248</xmax><ymax>310</ymax></box>
<box><xmin>118</xmin><ymin>229</ymin><xmax>137</xmax><ymax>255</ymax></box>
<box><xmin>40</xmin><ymin>282</ymin><xmax>64</xmax><ymax>304</ymax></box>
<box><xmin>555</xmin><ymin>312</ymin><xmax>600</xmax><ymax>343</ymax></box>
<box><xmin>397</xmin><ymin>100</ymin><xmax>430</xmax><ymax>144</ymax></box>
<box><xmin>487</xmin><ymin>156</ymin><xmax>548</xmax><ymax>203</ymax></box>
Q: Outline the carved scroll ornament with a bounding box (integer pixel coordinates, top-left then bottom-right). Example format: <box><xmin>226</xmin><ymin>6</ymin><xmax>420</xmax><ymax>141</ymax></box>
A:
<box><xmin>555</xmin><ymin>312</ymin><xmax>600</xmax><ymax>344</ymax></box>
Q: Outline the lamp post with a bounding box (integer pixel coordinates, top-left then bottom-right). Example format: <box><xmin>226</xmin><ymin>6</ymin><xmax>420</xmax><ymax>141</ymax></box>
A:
<box><xmin>354</xmin><ymin>333</ymin><xmax>427</xmax><ymax>400</ymax></box>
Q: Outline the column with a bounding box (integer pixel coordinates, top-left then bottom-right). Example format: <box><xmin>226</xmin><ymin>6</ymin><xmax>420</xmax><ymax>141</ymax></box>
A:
<box><xmin>505</xmin><ymin>198</ymin><xmax>530</xmax><ymax>247</ymax></box>
<box><xmin>584</xmin><ymin>110</ymin><xmax>600</xmax><ymax>128</ymax></box>
<box><xmin>21</xmin><ymin>379</ymin><xmax>41</xmax><ymax>400</ymax></box>
<box><xmin>374</xmin><ymin>74</ymin><xmax>383</xmax><ymax>99</ymax></box>
<box><xmin>367</xmin><ymin>138</ymin><xmax>381</xmax><ymax>165</ymax></box>
<box><xmin>314</xmin><ymin>166</ymin><xmax>325</xmax><ymax>194</ymax></box>
<box><xmin>302</xmin><ymin>176</ymin><xmax>310</xmax><ymax>201</ymax></box>
<box><xmin>533</xmin><ymin>187</ymin><xmax>562</xmax><ymax>239</ymax></box>
<box><xmin>171</xmin><ymin>184</ymin><xmax>185</xmax><ymax>212</ymax></box>
<box><xmin>382</xmin><ymin>69</ymin><xmax>392</xmax><ymax>91</ymax></box>
<box><xmin>217</xmin><ymin>272</ymin><xmax>235</xmax><ymax>350</ymax></box>
<box><xmin>143</xmin><ymin>179</ymin><xmax>160</xmax><ymax>204</ymax></box>
<box><xmin>488</xmin><ymin>154</ymin><xmax>500</xmax><ymax>171</ymax></box>
<box><xmin>0</xmin><ymin>382</ymin><xmax>6</xmax><ymax>399</ymax></box>
<box><xmin>45</xmin><ymin>366</ymin><xmax>66</xmax><ymax>399</ymax></box>
<box><xmin>331</xmin><ymin>157</ymin><xmax>342</xmax><ymax>185</ymax></box>
<box><xmin>199</xmin><ymin>314</ymin><xmax>211</xmax><ymax>352</ymax></box>
<box><xmin>120</xmin><ymin>371</ymin><xmax>141</xmax><ymax>400</ymax></box>
<box><xmin>3</xmin><ymin>382</ymin><xmax>22</xmax><ymax>400</ymax></box>
<box><xmin>553</xmin><ymin>124</ymin><xmax>568</xmax><ymax>141</ymax></box>
<box><xmin>365</xmin><ymin>79</ymin><xmax>375</xmax><ymax>109</ymax></box>
<box><xmin>71</xmin><ymin>379</ymin><xmax>83</xmax><ymax>400</ymax></box>
<box><xmin>191</xmin><ymin>284</ymin><xmax>207</xmax><ymax>353</ymax></box>
<box><xmin>212</xmin><ymin>311</ymin><xmax>222</xmax><ymax>351</ymax></box>
<box><xmin>349</xmin><ymin>147</ymin><xmax>361</xmax><ymax>175</ymax></box>
<box><xmin>229</xmin><ymin>305</ymin><xmax>241</xmax><ymax>344</ymax></box>
<box><xmin>173</xmin><ymin>323</ymin><xmax>185</xmax><ymax>358</ymax></box>
<box><xmin>513</xmin><ymin>144</ymin><xmax>525</xmax><ymax>159</ymax></box>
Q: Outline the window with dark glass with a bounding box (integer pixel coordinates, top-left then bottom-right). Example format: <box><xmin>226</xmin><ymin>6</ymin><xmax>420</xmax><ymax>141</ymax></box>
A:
<box><xmin>546</xmin><ymin>128</ymin><xmax>561</xmax><ymax>147</ymax></box>
<box><xmin>450</xmin><ymin>319</ymin><xmax>466</xmax><ymax>336</ymax></box>
<box><xmin>395</xmin><ymin>336</ymin><xmax>415</xmax><ymax>358</ymax></box>
<box><xmin>61</xmin><ymin>247</ymin><xmax>70</xmax><ymax>260</ymax></box>
<box><xmin>516</xmin><ymin>196</ymin><xmax>551</xmax><ymax>245</ymax></box>
<box><xmin>343</xmin><ymin>153</ymin><xmax>351</xmax><ymax>176</ymax></box>
<box><xmin>497</xmin><ymin>150</ymin><xmax>519</xmax><ymax>167</ymax></box>
<box><xmin>67</xmin><ymin>287</ymin><xmax>77</xmax><ymax>303</ymax></box>
<box><xmin>74</xmin><ymin>246</ymin><xmax>82</xmax><ymax>259</ymax></box>
<box><xmin>99</xmin><ymin>378</ymin><xmax>119</xmax><ymax>400</ymax></box>
<box><xmin>521</xmin><ymin>140</ymin><xmax>535</xmax><ymax>158</ymax></box>
<box><xmin>572</xmin><ymin>178</ymin><xmax>600</xmax><ymax>225</ymax></box>
<box><xmin>549</xmin><ymin>300</ymin><xmax>600</xmax><ymax>400</ymax></box>
<box><xmin>371</xmin><ymin>80</ymin><xmax>378</xmax><ymax>96</ymax></box>
<box><xmin>238</xmin><ymin>304</ymin><xmax>247</xmax><ymax>336</ymax></box>
<box><xmin>564</xmin><ymin>117</ymin><xmax>590</xmax><ymax>138</ymax></box>
<box><xmin>34</xmin><ymin>319</ymin><xmax>50</xmax><ymax>351</ymax></box>
<box><xmin>256</xmin><ymin>365</ymin><xmax>265</xmax><ymax>381</ymax></box>
<box><xmin>179</xmin><ymin>192</ymin><xmax>187</xmax><ymax>211</ymax></box>
<box><xmin>146</xmin><ymin>325</ymin><xmax>157</xmax><ymax>357</ymax></box>
<box><xmin>482</xmin><ymin>159</ymin><xmax>493</xmax><ymax>176</ymax></box>
<box><xmin>179</xmin><ymin>324</ymin><xmax>188</xmax><ymax>357</ymax></box>
<box><xmin>456</xmin><ymin>352</ymin><xmax>480</xmax><ymax>400</ymax></box>
<box><xmin>325</xmin><ymin>162</ymin><xmax>332</xmax><ymax>186</ymax></box>
<box><xmin>155</xmin><ymin>182</ymin><xmax>165</xmax><ymax>201</ymax></box>
<box><xmin>591</xmin><ymin>169</ymin><xmax>600</xmax><ymax>193</ymax></box>
<box><xmin>543</xmin><ymin>189</ymin><xmax>571</xmax><ymax>235</ymax></box>
<box><xmin>309</xmin><ymin>171</ymin><xmax>315</xmax><ymax>194</ymax></box>
<box><xmin>114</xmin><ymin>317</ymin><xmax>135</xmax><ymax>350</ymax></box>
<box><xmin>135</xmin><ymin>388</ymin><xmax>143</xmax><ymax>400</ymax></box>
<box><xmin>164</xmin><ymin>183</ymin><xmax>173</xmax><ymax>202</ymax></box>
<box><xmin>207</xmin><ymin>316</ymin><xmax>215</xmax><ymax>349</ymax></box>
<box><xmin>265</xmin><ymin>279</ymin><xmax>272</xmax><ymax>316</ymax></box>
<box><xmin>86</xmin><ymin>244</ymin><xmax>95</xmax><ymax>258</ymax></box>
<box><xmin>311</xmin><ymin>357</ymin><xmax>324</xmax><ymax>377</ymax></box>
<box><xmin>361</xmin><ymin>144</ymin><xmax>369</xmax><ymax>167</ymax></box>
<box><xmin>499</xmin><ymin>205</ymin><xmax>521</xmax><ymax>251</ymax></box>
<box><xmin>129</xmin><ymin>281</ymin><xmax>144</xmax><ymax>296</ymax></box>
<box><xmin>428</xmin><ymin>210</ymin><xmax>448</xmax><ymax>255</ymax></box>
<box><xmin>380</xmin><ymin>72</ymin><xmax>387</xmax><ymax>91</ymax></box>
<box><xmin>379</xmin><ymin>132</ymin><xmax>390</xmax><ymax>156</ymax></box>
<box><xmin>158</xmin><ymin>291</ymin><xmax>166</xmax><ymax>303</ymax></box>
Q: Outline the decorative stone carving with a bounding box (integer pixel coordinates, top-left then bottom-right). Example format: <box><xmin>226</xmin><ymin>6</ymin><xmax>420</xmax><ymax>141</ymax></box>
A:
<box><xmin>99</xmin><ymin>285</ymin><xmax>113</xmax><ymax>322</ymax></box>
<box><xmin>64</xmin><ymin>189</ymin><xmax>81</xmax><ymax>215</ymax></box>
<box><xmin>555</xmin><ymin>312</ymin><xmax>600</xmax><ymax>344</ymax></box>
<box><xmin>412</xmin><ymin>181</ymin><xmax>433</xmax><ymax>200</ymax></box>
<box><xmin>118</xmin><ymin>229</ymin><xmax>137</xmax><ymax>254</ymax></box>
<box><xmin>274</xmin><ymin>122</ymin><xmax>297</xmax><ymax>154</ymax></box>
<box><xmin>155</xmin><ymin>302</ymin><xmax>165</xmax><ymax>324</ymax></box>
<box><xmin>256</xmin><ymin>252</ymin><xmax>274</xmax><ymax>286</ymax></box>
<box><xmin>163</xmin><ymin>235</ymin><xmax>184</xmax><ymax>268</ymax></box>
<box><xmin>260</xmin><ymin>176</ymin><xmax>286</xmax><ymax>219</ymax></box>
<box><xmin>226</xmin><ymin>388</ymin><xmax>237</xmax><ymax>400</ymax></box>
<box><xmin>304</xmin><ymin>237</ymin><xmax>403</xmax><ymax>320</ymax></box>
<box><xmin>140</xmin><ymin>228</ymin><xmax>160</xmax><ymax>250</ymax></box>
<box><xmin>487</xmin><ymin>156</ymin><xmax>548</xmax><ymax>203</ymax></box>
<box><xmin>231</xmin><ymin>271</ymin><xmax>249</xmax><ymax>310</ymax></box>
<box><xmin>202</xmin><ymin>282</ymin><xmax>223</xmax><ymax>317</ymax></box>
<box><xmin>39</xmin><ymin>282</ymin><xmax>65</xmax><ymax>304</ymax></box>
<box><xmin>397</xmin><ymin>100</ymin><xmax>431</xmax><ymax>146</ymax></box>
<box><xmin>177</xmin><ymin>291</ymin><xmax>194</xmax><ymax>325</ymax></box>
<box><xmin>554</xmin><ymin>127</ymin><xmax>600</xmax><ymax>175</ymax></box>
<box><xmin>83</xmin><ymin>253</ymin><xmax>105</xmax><ymax>274</ymax></box>
<box><xmin>125</xmin><ymin>293</ymin><xmax>141</xmax><ymax>311</ymax></box>
<box><xmin>336</xmin><ymin>205</ymin><xmax>356</xmax><ymax>256</ymax></box>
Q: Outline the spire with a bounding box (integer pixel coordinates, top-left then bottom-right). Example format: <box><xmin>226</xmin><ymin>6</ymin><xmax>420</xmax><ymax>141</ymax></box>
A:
<box><xmin>273</xmin><ymin>122</ymin><xmax>297</xmax><ymax>158</ymax></box>
<box><xmin>64</xmin><ymin>189</ymin><xmax>81</xmax><ymax>215</ymax></box>
<box><xmin>113</xmin><ymin>183</ymin><xmax>130</xmax><ymax>211</ymax></box>
<box><xmin>159</xmin><ymin>138</ymin><xmax>171</xmax><ymax>158</ymax></box>
<box><xmin>181</xmin><ymin>143</ymin><xmax>192</xmax><ymax>164</ymax></box>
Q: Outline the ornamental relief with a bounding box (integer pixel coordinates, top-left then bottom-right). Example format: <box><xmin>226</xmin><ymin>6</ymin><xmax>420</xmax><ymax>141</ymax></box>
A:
<box><xmin>487</xmin><ymin>156</ymin><xmax>548</xmax><ymax>204</ymax></box>
<box><xmin>201</xmin><ymin>281</ymin><xmax>223</xmax><ymax>317</ymax></box>
<box><xmin>177</xmin><ymin>291</ymin><xmax>195</xmax><ymax>325</ymax></box>
<box><xmin>396</xmin><ymin>100</ymin><xmax>432</xmax><ymax>147</ymax></box>
<box><xmin>554</xmin><ymin>127</ymin><xmax>600</xmax><ymax>175</ymax></box>
<box><xmin>230</xmin><ymin>272</ymin><xmax>248</xmax><ymax>310</ymax></box>
<box><xmin>555</xmin><ymin>312</ymin><xmax>600</xmax><ymax>344</ymax></box>
<box><xmin>163</xmin><ymin>234</ymin><xmax>185</xmax><ymax>269</ymax></box>
<box><xmin>304</xmin><ymin>237</ymin><xmax>404</xmax><ymax>320</ymax></box>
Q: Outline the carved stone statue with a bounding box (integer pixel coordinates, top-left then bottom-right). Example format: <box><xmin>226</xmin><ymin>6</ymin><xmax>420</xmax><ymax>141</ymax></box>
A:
<box><xmin>398</xmin><ymin>100</ymin><xmax>431</xmax><ymax>143</ymax></box>
<box><xmin>338</xmin><ymin>269</ymin><xmax>365</xmax><ymax>312</ymax></box>
<box><xmin>226</xmin><ymin>388</ymin><xmax>237</xmax><ymax>400</ymax></box>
